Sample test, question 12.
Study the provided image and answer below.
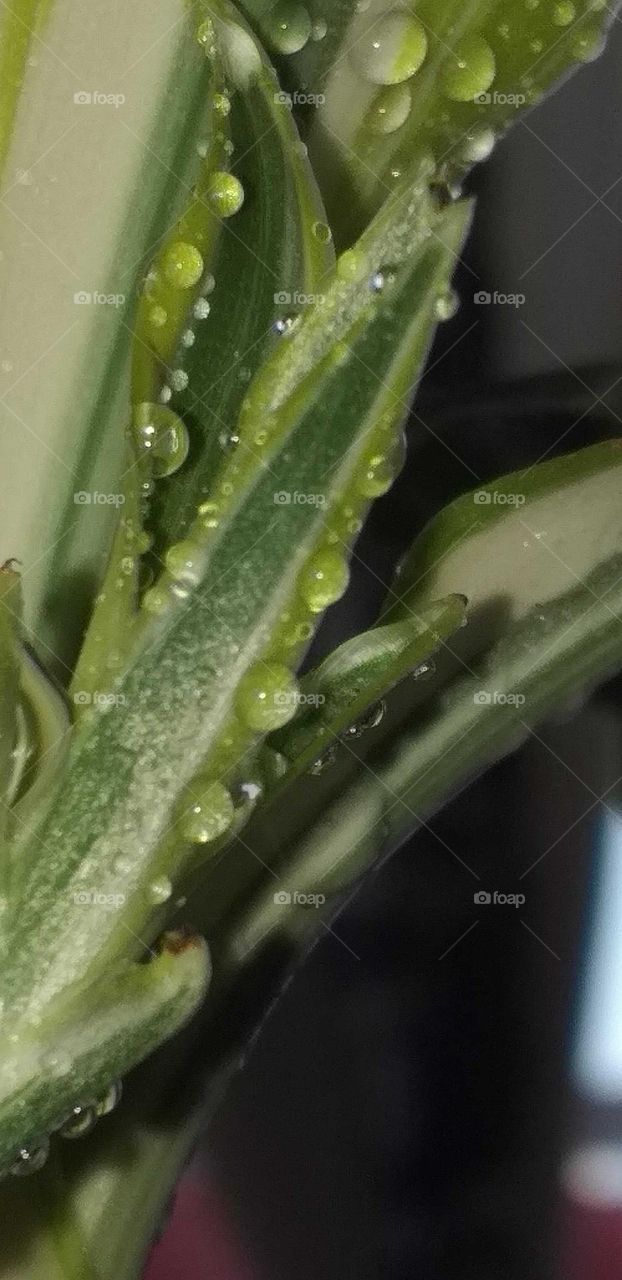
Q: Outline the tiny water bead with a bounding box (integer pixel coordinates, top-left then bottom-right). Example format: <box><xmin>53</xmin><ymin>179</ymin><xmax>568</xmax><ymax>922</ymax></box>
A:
<box><xmin>350</xmin><ymin>12</ymin><xmax>428</xmax><ymax>85</ymax></box>
<box><xmin>571</xmin><ymin>24</ymin><xmax>605</xmax><ymax>61</ymax></box>
<box><xmin>236</xmin><ymin>663</ymin><xmax>300</xmax><ymax>731</ymax></box>
<box><xmin>462</xmin><ymin>126</ymin><xmax>496</xmax><ymax>162</ymax></box>
<box><xmin>309</xmin><ymin>743</ymin><xmax>338</xmax><ymax>776</ymax></box>
<box><xmin>337</xmin><ymin>247</ymin><xmax>364</xmax><ymax>281</ymax></box>
<box><xmin>343</xmin><ymin>699</ymin><xmax>386</xmax><ymax>739</ymax></box>
<box><xmin>368</xmin><ymin>82</ymin><xmax>412</xmax><ymax>135</ymax></box>
<box><xmin>205</xmin><ymin>171</ymin><xmax>245</xmax><ymax>218</ymax></box>
<box><xmin>311</xmin><ymin>17</ymin><xmax>327</xmax><ymax>40</ymax></box>
<box><xmin>148</xmin><ymin>304</ymin><xmax>168</xmax><ymax>329</ymax></box>
<box><xmin>312</xmin><ymin>220</ymin><xmax>332</xmax><ymax>244</ymax></box>
<box><xmin>133</xmin><ymin>404</ymin><xmax>189</xmax><ymax>478</ymax></box>
<box><xmin>435</xmin><ymin>288</ymin><xmax>459</xmax><ymax>321</ymax></box>
<box><xmin>267</xmin><ymin>1</ymin><xmax>312</xmax><ymax>54</ymax></box>
<box><xmin>10</xmin><ymin>1141</ymin><xmax>49</xmax><ymax>1176</ymax></box>
<box><xmin>442</xmin><ymin>34</ymin><xmax>496</xmax><ymax>102</ymax></box>
<box><xmin>95</xmin><ymin>1081</ymin><xmax>122</xmax><ymax>1118</ymax></box>
<box><xmin>148</xmin><ymin>876</ymin><xmax>173</xmax><ymax>905</ymax></box>
<box><xmin>300</xmin><ymin>549</ymin><xmax>350</xmax><ymax>613</ymax></box>
<box><xmin>193</xmin><ymin>296</ymin><xmax>211</xmax><ymax>320</ymax></box>
<box><xmin>213</xmin><ymin>91</ymin><xmax>231</xmax><ymax>116</ymax></box>
<box><xmin>161</xmin><ymin>241</ymin><xmax>204</xmax><ymax>290</ymax></box>
<box><xmin>552</xmin><ymin>0</ymin><xmax>576</xmax><ymax>23</ymax></box>
<box><xmin>182</xmin><ymin>780</ymin><xmax>235</xmax><ymax>844</ymax></box>
<box><xmin>165</xmin><ymin>539</ymin><xmax>202</xmax><ymax>585</ymax></box>
<box><xmin>60</xmin><ymin>1105</ymin><xmax>97</xmax><ymax>1140</ymax></box>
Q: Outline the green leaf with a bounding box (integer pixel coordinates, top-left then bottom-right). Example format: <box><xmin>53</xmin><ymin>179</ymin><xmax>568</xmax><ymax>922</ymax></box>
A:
<box><xmin>270</xmin><ymin>593</ymin><xmax>466</xmax><ymax>773</ymax></box>
<box><xmin>224</xmin><ymin>553</ymin><xmax>622</xmax><ymax>963</ymax></box>
<box><xmin>0</xmin><ymin>930</ymin><xmax>210</xmax><ymax>1177</ymax></box>
<box><xmin>383</xmin><ymin>438</ymin><xmax>622</xmax><ymax>662</ymax></box>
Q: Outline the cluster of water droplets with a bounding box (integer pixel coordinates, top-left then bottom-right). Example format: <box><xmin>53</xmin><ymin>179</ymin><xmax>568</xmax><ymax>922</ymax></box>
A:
<box><xmin>8</xmin><ymin>1081</ymin><xmax>122</xmax><ymax>1177</ymax></box>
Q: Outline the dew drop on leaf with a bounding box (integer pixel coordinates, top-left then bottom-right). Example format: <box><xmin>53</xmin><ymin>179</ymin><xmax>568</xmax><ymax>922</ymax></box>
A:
<box><xmin>236</xmin><ymin>663</ymin><xmax>300</xmax><ymax>731</ymax></box>
<box><xmin>60</xmin><ymin>1106</ymin><xmax>97</xmax><ymax>1140</ymax></box>
<box><xmin>350</xmin><ymin>13</ymin><xmax>428</xmax><ymax>85</ymax></box>
<box><xmin>10</xmin><ymin>1141</ymin><xmax>49</xmax><ymax>1176</ymax></box>
<box><xmin>161</xmin><ymin>241</ymin><xmax>204</xmax><ymax>290</ymax></box>
<box><xmin>148</xmin><ymin>876</ymin><xmax>172</xmax><ymax>905</ymax></box>
<box><xmin>205</xmin><ymin>171</ymin><xmax>245</xmax><ymax>217</ymax></box>
<box><xmin>552</xmin><ymin>0</ymin><xmax>575</xmax><ymax>22</ymax></box>
<box><xmin>182</xmin><ymin>781</ymin><xmax>235</xmax><ymax>843</ymax></box>
<box><xmin>368</xmin><ymin>82</ymin><xmax>412</xmax><ymax>135</ymax></box>
<box><xmin>442</xmin><ymin>35</ymin><xmax>496</xmax><ymax>102</ymax></box>
<box><xmin>300</xmin><ymin>549</ymin><xmax>350</xmax><ymax>613</ymax></box>
<box><xmin>95</xmin><ymin>1081</ymin><xmax>122</xmax><ymax>1118</ymax></box>
<box><xmin>267</xmin><ymin>1</ymin><xmax>312</xmax><ymax>54</ymax></box>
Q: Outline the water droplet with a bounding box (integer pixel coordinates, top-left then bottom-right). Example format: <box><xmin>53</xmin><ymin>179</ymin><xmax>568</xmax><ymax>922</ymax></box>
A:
<box><xmin>148</xmin><ymin>304</ymin><xmax>168</xmax><ymax>329</ymax></box>
<box><xmin>570</xmin><ymin>24</ymin><xmax>605</xmax><ymax>61</ymax></box>
<box><xmin>267</xmin><ymin>1</ymin><xmax>312</xmax><ymax>54</ymax></box>
<box><xmin>205</xmin><ymin>171</ymin><xmax>245</xmax><ymax>217</ymax></box>
<box><xmin>193</xmin><ymin>297</ymin><xmax>211</xmax><ymax>320</ymax></box>
<box><xmin>309</xmin><ymin>744</ymin><xmax>338</xmax><ymax>775</ymax></box>
<box><xmin>300</xmin><ymin>549</ymin><xmax>350</xmax><ymax>613</ymax></box>
<box><xmin>343</xmin><ymin>700</ymin><xmax>386</xmax><ymax>739</ymax></box>
<box><xmin>170</xmin><ymin>368</ymin><xmax>189</xmax><ymax>393</ymax></box>
<box><xmin>181</xmin><ymin>328</ymin><xmax>195</xmax><ymax>348</ymax></box>
<box><xmin>196</xmin><ymin>18</ymin><xmax>215</xmax><ymax>49</ymax></box>
<box><xmin>337</xmin><ymin>248</ymin><xmax>363</xmax><ymax>281</ymax></box>
<box><xmin>10</xmin><ymin>1141</ymin><xmax>49</xmax><ymax>1176</ymax></box>
<box><xmin>442</xmin><ymin>35</ymin><xmax>496</xmax><ymax>102</ymax></box>
<box><xmin>182</xmin><ymin>781</ymin><xmax>235</xmax><ymax>844</ymax></box>
<box><xmin>95</xmin><ymin>1081</ymin><xmax>122</xmax><ymax>1118</ymax></box>
<box><xmin>350</xmin><ymin>13</ymin><xmax>428</xmax><ymax>85</ymax></box>
<box><xmin>369</xmin><ymin>270</ymin><xmax>385</xmax><ymax>292</ymax></box>
<box><xmin>412</xmin><ymin>657</ymin><xmax>436</xmax><ymax>680</ymax></box>
<box><xmin>435</xmin><ymin>288</ymin><xmax>459</xmax><ymax>321</ymax></box>
<box><xmin>236</xmin><ymin>663</ymin><xmax>300</xmax><ymax>731</ymax></box>
<box><xmin>133</xmin><ymin>404</ymin><xmax>189</xmax><ymax>478</ymax></box>
<box><xmin>213</xmin><ymin>91</ymin><xmax>231</xmax><ymax>116</ymax></box>
<box><xmin>368</xmin><ymin>82</ymin><xmax>412</xmax><ymax>135</ymax></box>
<box><xmin>311</xmin><ymin>17</ymin><xmax>327</xmax><ymax>40</ymax></box>
<box><xmin>198</xmin><ymin>500</ymin><xmax>220</xmax><ymax>529</ymax></box>
<box><xmin>149</xmin><ymin>876</ymin><xmax>172</xmax><ymax>904</ymax></box>
<box><xmin>165</xmin><ymin>539</ymin><xmax>201</xmax><ymax>584</ymax></box>
<box><xmin>552</xmin><ymin>0</ymin><xmax>575</xmax><ymax>23</ymax></box>
<box><xmin>312</xmin><ymin>219</ymin><xmax>332</xmax><ymax>244</ymax></box>
<box><xmin>463</xmin><ymin>126</ymin><xmax>496</xmax><ymax>162</ymax></box>
<box><xmin>161</xmin><ymin>241</ymin><xmax>204</xmax><ymax>290</ymax></box>
<box><xmin>60</xmin><ymin>1106</ymin><xmax>97</xmax><ymax>1140</ymax></box>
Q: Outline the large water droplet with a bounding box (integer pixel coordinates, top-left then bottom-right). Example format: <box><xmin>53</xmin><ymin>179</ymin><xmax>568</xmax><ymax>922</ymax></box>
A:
<box><xmin>205</xmin><ymin>171</ymin><xmax>245</xmax><ymax>218</ymax></box>
<box><xmin>149</xmin><ymin>876</ymin><xmax>173</xmax><ymax>905</ymax></box>
<box><xmin>10</xmin><ymin>1141</ymin><xmax>49</xmax><ymax>1176</ymax></box>
<box><xmin>368</xmin><ymin>82</ymin><xmax>412</xmax><ymax>135</ymax></box>
<box><xmin>236</xmin><ymin>663</ymin><xmax>300</xmax><ymax>731</ymax></box>
<box><xmin>442</xmin><ymin>35</ymin><xmax>496</xmax><ymax>102</ymax></box>
<box><xmin>161</xmin><ymin>241</ymin><xmax>204</xmax><ymax>290</ymax></box>
<box><xmin>267</xmin><ymin>1</ymin><xmax>312</xmax><ymax>54</ymax></box>
<box><xmin>133</xmin><ymin>404</ymin><xmax>189</xmax><ymax>478</ymax></box>
<box><xmin>300</xmin><ymin>549</ymin><xmax>350</xmax><ymax>613</ymax></box>
<box><xmin>350</xmin><ymin>13</ymin><xmax>428</xmax><ymax>85</ymax></box>
<box><xmin>182</xmin><ymin>781</ymin><xmax>235</xmax><ymax>844</ymax></box>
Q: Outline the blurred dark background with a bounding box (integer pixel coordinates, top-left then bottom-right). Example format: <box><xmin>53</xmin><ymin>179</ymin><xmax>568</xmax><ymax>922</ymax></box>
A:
<box><xmin>198</xmin><ymin>21</ymin><xmax>622</xmax><ymax>1280</ymax></box>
